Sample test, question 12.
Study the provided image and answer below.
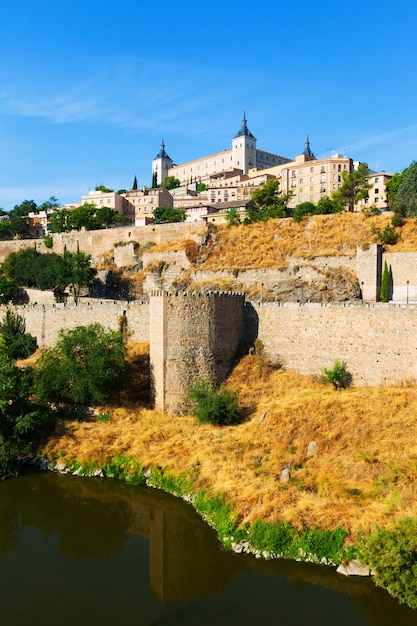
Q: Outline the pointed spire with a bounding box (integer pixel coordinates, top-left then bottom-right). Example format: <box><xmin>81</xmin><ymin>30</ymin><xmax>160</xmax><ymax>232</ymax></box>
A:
<box><xmin>303</xmin><ymin>134</ymin><xmax>314</xmax><ymax>158</ymax></box>
<box><xmin>234</xmin><ymin>111</ymin><xmax>255</xmax><ymax>139</ymax></box>
<box><xmin>155</xmin><ymin>137</ymin><xmax>171</xmax><ymax>160</ymax></box>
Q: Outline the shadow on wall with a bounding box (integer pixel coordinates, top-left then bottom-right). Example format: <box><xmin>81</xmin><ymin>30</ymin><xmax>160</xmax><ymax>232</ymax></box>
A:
<box><xmin>242</xmin><ymin>301</ymin><xmax>259</xmax><ymax>354</ymax></box>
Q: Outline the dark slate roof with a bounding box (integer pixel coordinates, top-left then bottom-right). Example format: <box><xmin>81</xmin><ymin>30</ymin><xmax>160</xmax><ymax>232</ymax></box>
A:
<box><xmin>154</xmin><ymin>138</ymin><xmax>172</xmax><ymax>160</ymax></box>
<box><xmin>234</xmin><ymin>113</ymin><xmax>256</xmax><ymax>139</ymax></box>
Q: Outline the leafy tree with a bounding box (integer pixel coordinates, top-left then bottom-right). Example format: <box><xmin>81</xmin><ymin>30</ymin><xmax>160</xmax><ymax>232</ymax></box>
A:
<box><xmin>358</xmin><ymin>518</ymin><xmax>417</xmax><ymax>609</ymax></box>
<box><xmin>321</xmin><ymin>359</ymin><xmax>352</xmax><ymax>390</ymax></box>
<box><xmin>160</xmin><ymin>176</ymin><xmax>181</xmax><ymax>190</ymax></box>
<box><xmin>49</xmin><ymin>207</ymin><xmax>73</xmax><ymax>233</ymax></box>
<box><xmin>334</xmin><ymin>162</ymin><xmax>371</xmax><ymax>211</ymax></box>
<box><xmin>315</xmin><ymin>195</ymin><xmax>344</xmax><ymax>215</ymax></box>
<box><xmin>0</xmin><ymin>309</ymin><xmax>37</xmax><ymax>360</ymax></box>
<box><xmin>225</xmin><ymin>207</ymin><xmax>241</xmax><ymax>227</ymax></box>
<box><xmin>386</xmin><ymin>172</ymin><xmax>402</xmax><ymax>209</ymax></box>
<box><xmin>392</xmin><ymin>161</ymin><xmax>417</xmax><ymax>217</ymax></box>
<box><xmin>0</xmin><ymin>339</ymin><xmax>51</xmax><ymax>477</ymax></box>
<box><xmin>35</xmin><ymin>324</ymin><xmax>127</xmax><ymax>406</ymax></box>
<box><xmin>246</xmin><ymin>179</ymin><xmax>291</xmax><ymax>222</ymax></box>
<box><xmin>0</xmin><ymin>276</ymin><xmax>18</xmax><ymax>304</ymax></box>
<box><xmin>380</xmin><ymin>260</ymin><xmax>392</xmax><ymax>302</ymax></box>
<box><xmin>9</xmin><ymin>215</ymin><xmax>33</xmax><ymax>239</ymax></box>
<box><xmin>8</xmin><ymin>199</ymin><xmax>38</xmax><ymax>218</ymax></box>
<box><xmin>188</xmin><ymin>378</ymin><xmax>239</xmax><ymax>425</ymax></box>
<box><xmin>0</xmin><ymin>219</ymin><xmax>12</xmax><ymax>240</ymax></box>
<box><xmin>153</xmin><ymin>206</ymin><xmax>186</xmax><ymax>223</ymax></box>
<box><xmin>38</xmin><ymin>196</ymin><xmax>60</xmax><ymax>212</ymax></box>
<box><xmin>95</xmin><ymin>206</ymin><xmax>125</xmax><ymax>228</ymax></box>
<box><xmin>132</xmin><ymin>175</ymin><xmax>138</xmax><ymax>190</ymax></box>
<box><xmin>95</xmin><ymin>184</ymin><xmax>114</xmax><ymax>192</ymax></box>
<box><xmin>292</xmin><ymin>201</ymin><xmax>316</xmax><ymax>222</ymax></box>
<box><xmin>63</xmin><ymin>251</ymin><xmax>97</xmax><ymax>303</ymax></box>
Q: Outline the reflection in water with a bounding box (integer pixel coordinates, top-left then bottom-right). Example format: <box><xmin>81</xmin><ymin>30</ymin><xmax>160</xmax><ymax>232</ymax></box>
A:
<box><xmin>0</xmin><ymin>470</ymin><xmax>415</xmax><ymax>626</ymax></box>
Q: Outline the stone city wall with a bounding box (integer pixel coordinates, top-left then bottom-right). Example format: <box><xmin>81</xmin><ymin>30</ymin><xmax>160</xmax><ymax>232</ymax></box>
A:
<box><xmin>255</xmin><ymin>301</ymin><xmax>417</xmax><ymax>386</ymax></box>
<box><xmin>0</xmin><ymin>300</ymin><xmax>149</xmax><ymax>348</ymax></box>
<box><xmin>383</xmin><ymin>252</ymin><xmax>417</xmax><ymax>303</ymax></box>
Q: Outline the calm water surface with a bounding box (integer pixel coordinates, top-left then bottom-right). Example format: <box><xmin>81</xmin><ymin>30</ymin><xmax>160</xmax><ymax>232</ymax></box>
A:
<box><xmin>0</xmin><ymin>470</ymin><xmax>415</xmax><ymax>626</ymax></box>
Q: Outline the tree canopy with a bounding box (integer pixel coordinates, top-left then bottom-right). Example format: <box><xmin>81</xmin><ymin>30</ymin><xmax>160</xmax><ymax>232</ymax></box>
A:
<box><xmin>245</xmin><ymin>179</ymin><xmax>291</xmax><ymax>222</ymax></box>
<box><xmin>392</xmin><ymin>161</ymin><xmax>417</xmax><ymax>217</ymax></box>
<box><xmin>35</xmin><ymin>323</ymin><xmax>127</xmax><ymax>406</ymax></box>
<box><xmin>334</xmin><ymin>163</ymin><xmax>371</xmax><ymax>211</ymax></box>
<box><xmin>160</xmin><ymin>176</ymin><xmax>181</xmax><ymax>190</ymax></box>
<box><xmin>153</xmin><ymin>206</ymin><xmax>186</xmax><ymax>223</ymax></box>
<box><xmin>49</xmin><ymin>202</ymin><xmax>125</xmax><ymax>233</ymax></box>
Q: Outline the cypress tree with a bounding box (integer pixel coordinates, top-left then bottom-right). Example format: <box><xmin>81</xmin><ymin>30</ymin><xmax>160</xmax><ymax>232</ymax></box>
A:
<box><xmin>380</xmin><ymin>260</ymin><xmax>390</xmax><ymax>302</ymax></box>
<box><xmin>132</xmin><ymin>175</ymin><xmax>138</xmax><ymax>190</ymax></box>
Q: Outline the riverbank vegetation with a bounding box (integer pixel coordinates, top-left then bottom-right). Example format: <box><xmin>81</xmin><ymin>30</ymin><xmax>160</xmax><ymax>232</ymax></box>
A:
<box><xmin>34</xmin><ymin>340</ymin><xmax>417</xmax><ymax>608</ymax></box>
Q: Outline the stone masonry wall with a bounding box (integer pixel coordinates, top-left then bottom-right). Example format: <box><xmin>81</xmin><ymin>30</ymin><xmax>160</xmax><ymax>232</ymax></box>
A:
<box><xmin>0</xmin><ymin>300</ymin><xmax>149</xmax><ymax>348</ymax></box>
<box><xmin>383</xmin><ymin>252</ymin><xmax>417</xmax><ymax>303</ymax></box>
<box><xmin>256</xmin><ymin>301</ymin><xmax>417</xmax><ymax>386</ymax></box>
<box><xmin>150</xmin><ymin>291</ymin><xmax>245</xmax><ymax>414</ymax></box>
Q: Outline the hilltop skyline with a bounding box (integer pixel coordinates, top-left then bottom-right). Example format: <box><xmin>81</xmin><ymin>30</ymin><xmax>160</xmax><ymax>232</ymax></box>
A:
<box><xmin>1</xmin><ymin>0</ymin><xmax>416</xmax><ymax>212</ymax></box>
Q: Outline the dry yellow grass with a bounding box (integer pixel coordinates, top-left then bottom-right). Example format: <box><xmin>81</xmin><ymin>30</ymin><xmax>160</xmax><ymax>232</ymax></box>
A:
<box><xmin>40</xmin><ymin>343</ymin><xmax>417</xmax><ymax>542</ymax></box>
<box><xmin>196</xmin><ymin>213</ymin><xmax>417</xmax><ymax>271</ymax></box>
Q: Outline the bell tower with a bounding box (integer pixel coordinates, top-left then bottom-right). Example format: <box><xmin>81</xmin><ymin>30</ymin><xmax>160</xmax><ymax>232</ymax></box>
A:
<box><xmin>231</xmin><ymin>112</ymin><xmax>257</xmax><ymax>174</ymax></box>
<box><xmin>152</xmin><ymin>138</ymin><xmax>173</xmax><ymax>186</ymax></box>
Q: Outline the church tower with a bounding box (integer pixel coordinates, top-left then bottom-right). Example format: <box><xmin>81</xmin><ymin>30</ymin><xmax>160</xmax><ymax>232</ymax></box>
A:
<box><xmin>152</xmin><ymin>138</ymin><xmax>173</xmax><ymax>186</ymax></box>
<box><xmin>231</xmin><ymin>112</ymin><xmax>257</xmax><ymax>174</ymax></box>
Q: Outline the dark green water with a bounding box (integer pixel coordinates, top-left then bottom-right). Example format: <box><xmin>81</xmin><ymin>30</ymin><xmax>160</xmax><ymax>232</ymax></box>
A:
<box><xmin>0</xmin><ymin>471</ymin><xmax>415</xmax><ymax>626</ymax></box>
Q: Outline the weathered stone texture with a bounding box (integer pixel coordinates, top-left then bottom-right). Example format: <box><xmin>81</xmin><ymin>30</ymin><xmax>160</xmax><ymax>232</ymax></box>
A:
<box><xmin>256</xmin><ymin>301</ymin><xmax>417</xmax><ymax>386</ymax></box>
<box><xmin>384</xmin><ymin>252</ymin><xmax>417</xmax><ymax>302</ymax></box>
<box><xmin>150</xmin><ymin>291</ymin><xmax>245</xmax><ymax>414</ymax></box>
<box><xmin>0</xmin><ymin>300</ymin><xmax>149</xmax><ymax>348</ymax></box>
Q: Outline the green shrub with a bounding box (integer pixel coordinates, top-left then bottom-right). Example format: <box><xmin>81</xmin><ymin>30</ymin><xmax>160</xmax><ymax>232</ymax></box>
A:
<box><xmin>358</xmin><ymin>518</ymin><xmax>417</xmax><ymax>609</ymax></box>
<box><xmin>43</xmin><ymin>234</ymin><xmax>53</xmax><ymax>248</ymax></box>
<box><xmin>188</xmin><ymin>378</ymin><xmax>239</xmax><ymax>425</ymax></box>
<box><xmin>321</xmin><ymin>359</ymin><xmax>352</xmax><ymax>390</ymax></box>
<box><xmin>0</xmin><ymin>309</ymin><xmax>37</xmax><ymax>359</ymax></box>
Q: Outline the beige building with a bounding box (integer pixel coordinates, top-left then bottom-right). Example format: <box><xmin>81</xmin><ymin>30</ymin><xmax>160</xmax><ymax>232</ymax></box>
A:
<box><xmin>123</xmin><ymin>187</ymin><xmax>173</xmax><ymax>226</ymax></box>
<box><xmin>356</xmin><ymin>171</ymin><xmax>393</xmax><ymax>212</ymax></box>
<box><xmin>81</xmin><ymin>190</ymin><xmax>132</xmax><ymax>218</ymax></box>
<box><xmin>152</xmin><ymin>113</ymin><xmax>291</xmax><ymax>186</ymax></box>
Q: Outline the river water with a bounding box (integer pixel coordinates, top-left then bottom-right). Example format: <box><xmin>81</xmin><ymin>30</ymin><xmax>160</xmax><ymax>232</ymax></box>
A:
<box><xmin>0</xmin><ymin>470</ymin><xmax>415</xmax><ymax>625</ymax></box>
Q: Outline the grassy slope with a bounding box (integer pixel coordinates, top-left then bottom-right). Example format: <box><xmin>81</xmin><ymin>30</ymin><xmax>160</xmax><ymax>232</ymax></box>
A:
<box><xmin>41</xmin><ymin>344</ymin><xmax>417</xmax><ymax>544</ymax></box>
<box><xmin>39</xmin><ymin>214</ymin><xmax>417</xmax><ymax>545</ymax></box>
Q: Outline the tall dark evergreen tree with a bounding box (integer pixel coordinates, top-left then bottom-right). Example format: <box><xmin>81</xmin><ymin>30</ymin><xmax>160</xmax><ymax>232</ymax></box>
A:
<box><xmin>380</xmin><ymin>260</ymin><xmax>390</xmax><ymax>302</ymax></box>
<box><xmin>132</xmin><ymin>175</ymin><xmax>138</xmax><ymax>190</ymax></box>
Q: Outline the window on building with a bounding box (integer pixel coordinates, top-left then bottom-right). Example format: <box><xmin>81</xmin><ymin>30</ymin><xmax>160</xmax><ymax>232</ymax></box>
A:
<box><xmin>310</xmin><ymin>167</ymin><xmax>314</xmax><ymax>173</ymax></box>
<box><xmin>338</xmin><ymin>164</ymin><xmax>341</xmax><ymax>172</ymax></box>
<box><xmin>375</xmin><ymin>198</ymin><xmax>379</xmax><ymax>203</ymax></box>
<box><xmin>310</xmin><ymin>186</ymin><xmax>314</xmax><ymax>192</ymax></box>
<box><xmin>338</xmin><ymin>175</ymin><xmax>341</xmax><ymax>182</ymax></box>
<box><xmin>320</xmin><ymin>175</ymin><xmax>325</xmax><ymax>183</ymax></box>
<box><xmin>291</xmin><ymin>170</ymin><xmax>296</xmax><ymax>177</ymax></box>
<box><xmin>300</xmin><ymin>188</ymin><xmax>303</xmax><ymax>193</ymax></box>
<box><xmin>291</xmin><ymin>180</ymin><xmax>296</xmax><ymax>188</ymax></box>
<box><xmin>300</xmin><ymin>169</ymin><xmax>304</xmax><ymax>175</ymax></box>
<box><xmin>320</xmin><ymin>166</ymin><xmax>325</xmax><ymax>173</ymax></box>
<box><xmin>300</xmin><ymin>178</ymin><xmax>304</xmax><ymax>184</ymax></box>
<box><xmin>310</xmin><ymin>177</ymin><xmax>314</xmax><ymax>183</ymax></box>
<box><xmin>375</xmin><ymin>177</ymin><xmax>379</xmax><ymax>183</ymax></box>
<box><xmin>375</xmin><ymin>188</ymin><xmax>379</xmax><ymax>194</ymax></box>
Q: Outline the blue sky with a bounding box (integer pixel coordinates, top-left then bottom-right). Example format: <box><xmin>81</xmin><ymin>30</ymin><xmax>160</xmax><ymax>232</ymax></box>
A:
<box><xmin>0</xmin><ymin>0</ymin><xmax>416</xmax><ymax>212</ymax></box>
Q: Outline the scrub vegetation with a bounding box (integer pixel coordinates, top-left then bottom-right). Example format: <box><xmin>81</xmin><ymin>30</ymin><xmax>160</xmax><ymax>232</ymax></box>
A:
<box><xmin>39</xmin><ymin>341</ymin><xmax>417</xmax><ymax>608</ymax></box>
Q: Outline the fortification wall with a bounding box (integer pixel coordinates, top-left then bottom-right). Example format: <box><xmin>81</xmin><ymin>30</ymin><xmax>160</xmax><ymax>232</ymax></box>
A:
<box><xmin>255</xmin><ymin>301</ymin><xmax>417</xmax><ymax>386</ymax></box>
<box><xmin>51</xmin><ymin>222</ymin><xmax>206</xmax><ymax>263</ymax></box>
<box><xmin>150</xmin><ymin>291</ymin><xmax>245</xmax><ymax>414</ymax></box>
<box><xmin>383</xmin><ymin>252</ymin><xmax>417</xmax><ymax>302</ymax></box>
<box><xmin>0</xmin><ymin>300</ymin><xmax>149</xmax><ymax>348</ymax></box>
